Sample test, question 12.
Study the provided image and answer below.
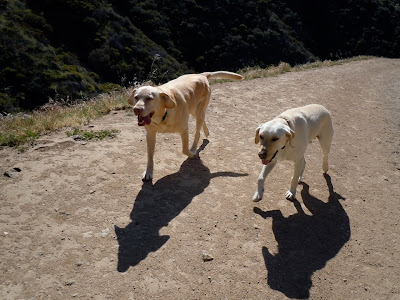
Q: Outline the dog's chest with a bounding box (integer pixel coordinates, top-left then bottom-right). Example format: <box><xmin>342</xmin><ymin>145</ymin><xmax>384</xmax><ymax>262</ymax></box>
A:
<box><xmin>147</xmin><ymin>118</ymin><xmax>178</xmax><ymax>134</ymax></box>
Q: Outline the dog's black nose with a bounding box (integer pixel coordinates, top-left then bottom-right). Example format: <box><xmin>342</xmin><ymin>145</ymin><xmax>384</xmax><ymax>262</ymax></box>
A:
<box><xmin>258</xmin><ymin>150</ymin><xmax>266</xmax><ymax>159</ymax></box>
<box><xmin>133</xmin><ymin>107</ymin><xmax>143</xmax><ymax>116</ymax></box>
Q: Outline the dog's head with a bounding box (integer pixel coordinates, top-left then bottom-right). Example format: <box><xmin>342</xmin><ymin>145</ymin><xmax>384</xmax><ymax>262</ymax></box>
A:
<box><xmin>255</xmin><ymin>118</ymin><xmax>294</xmax><ymax>165</ymax></box>
<box><xmin>128</xmin><ymin>86</ymin><xmax>176</xmax><ymax>126</ymax></box>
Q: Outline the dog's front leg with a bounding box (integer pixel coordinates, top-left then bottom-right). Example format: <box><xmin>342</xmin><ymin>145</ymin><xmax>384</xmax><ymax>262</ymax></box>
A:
<box><xmin>252</xmin><ymin>161</ymin><xmax>277</xmax><ymax>202</ymax></box>
<box><xmin>180</xmin><ymin>129</ymin><xmax>194</xmax><ymax>158</ymax></box>
<box><xmin>285</xmin><ymin>157</ymin><xmax>306</xmax><ymax>200</ymax></box>
<box><xmin>142</xmin><ymin>131</ymin><xmax>156</xmax><ymax>181</ymax></box>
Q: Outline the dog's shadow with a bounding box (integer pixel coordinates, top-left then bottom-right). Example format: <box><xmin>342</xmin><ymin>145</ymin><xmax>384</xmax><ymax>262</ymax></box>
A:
<box><xmin>115</xmin><ymin>144</ymin><xmax>248</xmax><ymax>272</ymax></box>
<box><xmin>254</xmin><ymin>174</ymin><xmax>350</xmax><ymax>299</ymax></box>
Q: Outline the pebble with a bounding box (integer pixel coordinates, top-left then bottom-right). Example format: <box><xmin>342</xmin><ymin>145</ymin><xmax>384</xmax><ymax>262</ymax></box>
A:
<box><xmin>4</xmin><ymin>167</ymin><xmax>22</xmax><ymax>178</ymax></box>
<box><xmin>83</xmin><ymin>231</ymin><xmax>93</xmax><ymax>238</ymax></box>
<box><xmin>76</xmin><ymin>261</ymin><xmax>83</xmax><ymax>267</ymax></box>
<box><xmin>71</xmin><ymin>135</ymin><xmax>82</xmax><ymax>141</ymax></box>
<box><xmin>102</xmin><ymin>228</ymin><xmax>110</xmax><ymax>237</ymax></box>
<box><xmin>65</xmin><ymin>279</ymin><xmax>75</xmax><ymax>286</ymax></box>
<box><xmin>201</xmin><ymin>250</ymin><xmax>214</xmax><ymax>262</ymax></box>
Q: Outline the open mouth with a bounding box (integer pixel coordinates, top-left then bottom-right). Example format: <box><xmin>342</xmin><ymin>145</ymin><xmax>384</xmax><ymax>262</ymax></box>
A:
<box><xmin>138</xmin><ymin>112</ymin><xmax>154</xmax><ymax>126</ymax></box>
<box><xmin>261</xmin><ymin>150</ymin><xmax>278</xmax><ymax>165</ymax></box>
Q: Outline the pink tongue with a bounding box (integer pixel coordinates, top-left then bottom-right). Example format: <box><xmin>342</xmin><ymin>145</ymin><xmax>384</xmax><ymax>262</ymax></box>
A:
<box><xmin>138</xmin><ymin>115</ymin><xmax>152</xmax><ymax>126</ymax></box>
<box><xmin>262</xmin><ymin>159</ymin><xmax>270</xmax><ymax>165</ymax></box>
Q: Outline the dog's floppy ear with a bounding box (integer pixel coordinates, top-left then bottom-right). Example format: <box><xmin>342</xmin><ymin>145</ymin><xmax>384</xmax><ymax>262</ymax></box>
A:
<box><xmin>160</xmin><ymin>91</ymin><xmax>176</xmax><ymax>109</ymax></box>
<box><xmin>280</xmin><ymin>116</ymin><xmax>295</xmax><ymax>147</ymax></box>
<box><xmin>255</xmin><ymin>124</ymin><xmax>263</xmax><ymax>144</ymax></box>
<box><xmin>284</xmin><ymin>126</ymin><xmax>295</xmax><ymax>147</ymax></box>
<box><xmin>128</xmin><ymin>89</ymin><xmax>136</xmax><ymax>105</ymax></box>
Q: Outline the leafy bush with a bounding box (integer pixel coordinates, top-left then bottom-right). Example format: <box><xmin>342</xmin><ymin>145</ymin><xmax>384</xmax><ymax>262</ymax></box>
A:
<box><xmin>0</xmin><ymin>130</ymin><xmax>39</xmax><ymax>147</ymax></box>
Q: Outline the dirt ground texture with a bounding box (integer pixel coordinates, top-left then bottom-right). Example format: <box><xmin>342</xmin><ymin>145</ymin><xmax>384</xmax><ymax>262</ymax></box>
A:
<box><xmin>1</xmin><ymin>58</ymin><xmax>399</xmax><ymax>299</ymax></box>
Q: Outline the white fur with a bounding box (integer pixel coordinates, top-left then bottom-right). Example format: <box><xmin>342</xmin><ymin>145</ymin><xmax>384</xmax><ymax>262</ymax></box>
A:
<box><xmin>253</xmin><ymin>104</ymin><xmax>333</xmax><ymax>201</ymax></box>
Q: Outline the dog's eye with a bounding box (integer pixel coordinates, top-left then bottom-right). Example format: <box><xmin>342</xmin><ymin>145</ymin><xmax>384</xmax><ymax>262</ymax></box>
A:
<box><xmin>259</xmin><ymin>135</ymin><xmax>264</xmax><ymax>140</ymax></box>
<box><xmin>146</xmin><ymin>97</ymin><xmax>153</xmax><ymax>101</ymax></box>
<box><xmin>272</xmin><ymin>137</ymin><xmax>279</xmax><ymax>142</ymax></box>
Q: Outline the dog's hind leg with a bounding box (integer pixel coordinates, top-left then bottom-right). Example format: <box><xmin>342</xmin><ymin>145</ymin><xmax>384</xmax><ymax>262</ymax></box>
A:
<box><xmin>317</xmin><ymin>123</ymin><xmax>333</xmax><ymax>173</ymax></box>
<box><xmin>181</xmin><ymin>128</ymin><xmax>194</xmax><ymax>158</ymax></box>
<box><xmin>253</xmin><ymin>161</ymin><xmax>277</xmax><ymax>202</ymax></box>
<box><xmin>190</xmin><ymin>111</ymin><xmax>206</xmax><ymax>155</ymax></box>
<box><xmin>191</xmin><ymin>91</ymin><xmax>210</xmax><ymax>155</ymax></box>
<box><xmin>202</xmin><ymin>121</ymin><xmax>209</xmax><ymax>137</ymax></box>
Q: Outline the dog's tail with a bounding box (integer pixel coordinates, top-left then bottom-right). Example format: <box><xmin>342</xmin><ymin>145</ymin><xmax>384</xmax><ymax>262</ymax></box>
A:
<box><xmin>201</xmin><ymin>71</ymin><xmax>243</xmax><ymax>81</ymax></box>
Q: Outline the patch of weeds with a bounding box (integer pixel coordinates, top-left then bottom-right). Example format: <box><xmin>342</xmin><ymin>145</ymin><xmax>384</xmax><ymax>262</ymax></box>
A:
<box><xmin>0</xmin><ymin>130</ymin><xmax>39</xmax><ymax>147</ymax></box>
<box><xmin>66</xmin><ymin>128</ymin><xmax>119</xmax><ymax>141</ymax></box>
<box><xmin>17</xmin><ymin>145</ymin><xmax>29</xmax><ymax>153</ymax></box>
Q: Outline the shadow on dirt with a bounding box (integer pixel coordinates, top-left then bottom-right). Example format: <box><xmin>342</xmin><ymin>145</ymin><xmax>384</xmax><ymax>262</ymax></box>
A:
<box><xmin>115</xmin><ymin>143</ymin><xmax>248</xmax><ymax>272</ymax></box>
<box><xmin>254</xmin><ymin>174</ymin><xmax>350</xmax><ymax>299</ymax></box>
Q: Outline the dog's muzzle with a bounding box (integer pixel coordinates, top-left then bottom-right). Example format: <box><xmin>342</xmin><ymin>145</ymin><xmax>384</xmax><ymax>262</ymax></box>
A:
<box><xmin>259</xmin><ymin>149</ymin><xmax>278</xmax><ymax>165</ymax></box>
<box><xmin>137</xmin><ymin>112</ymin><xmax>154</xmax><ymax>126</ymax></box>
<box><xmin>258</xmin><ymin>149</ymin><xmax>267</xmax><ymax>160</ymax></box>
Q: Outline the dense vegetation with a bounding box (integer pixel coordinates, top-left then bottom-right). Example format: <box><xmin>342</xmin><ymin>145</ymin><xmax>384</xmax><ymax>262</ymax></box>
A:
<box><xmin>1</xmin><ymin>0</ymin><xmax>399</xmax><ymax>112</ymax></box>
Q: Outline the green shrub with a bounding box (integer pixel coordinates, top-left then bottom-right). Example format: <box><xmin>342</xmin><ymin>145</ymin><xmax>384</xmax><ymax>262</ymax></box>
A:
<box><xmin>0</xmin><ymin>130</ymin><xmax>39</xmax><ymax>147</ymax></box>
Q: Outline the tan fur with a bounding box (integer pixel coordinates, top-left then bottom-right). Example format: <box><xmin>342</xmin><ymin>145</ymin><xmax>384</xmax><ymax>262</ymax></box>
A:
<box><xmin>129</xmin><ymin>71</ymin><xmax>243</xmax><ymax>181</ymax></box>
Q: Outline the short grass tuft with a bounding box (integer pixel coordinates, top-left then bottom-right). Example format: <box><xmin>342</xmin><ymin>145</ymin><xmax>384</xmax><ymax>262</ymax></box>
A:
<box><xmin>66</xmin><ymin>128</ymin><xmax>119</xmax><ymax>141</ymax></box>
<box><xmin>238</xmin><ymin>56</ymin><xmax>371</xmax><ymax>80</ymax></box>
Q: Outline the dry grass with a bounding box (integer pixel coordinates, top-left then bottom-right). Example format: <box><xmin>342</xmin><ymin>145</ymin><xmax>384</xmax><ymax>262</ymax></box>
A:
<box><xmin>0</xmin><ymin>88</ymin><xmax>133</xmax><ymax>147</ymax></box>
<box><xmin>239</xmin><ymin>56</ymin><xmax>371</xmax><ymax>80</ymax></box>
<box><xmin>0</xmin><ymin>56</ymin><xmax>372</xmax><ymax>148</ymax></box>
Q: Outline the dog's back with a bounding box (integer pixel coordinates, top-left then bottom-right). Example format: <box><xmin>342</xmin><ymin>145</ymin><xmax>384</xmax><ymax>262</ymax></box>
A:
<box><xmin>284</xmin><ymin>104</ymin><xmax>333</xmax><ymax>174</ymax></box>
<box><xmin>280</xmin><ymin>104</ymin><xmax>333</xmax><ymax>143</ymax></box>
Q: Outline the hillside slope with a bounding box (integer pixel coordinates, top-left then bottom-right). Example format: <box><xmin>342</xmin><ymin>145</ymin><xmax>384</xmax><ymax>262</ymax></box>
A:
<box><xmin>1</xmin><ymin>0</ymin><xmax>400</xmax><ymax>111</ymax></box>
<box><xmin>1</xmin><ymin>58</ymin><xmax>399</xmax><ymax>299</ymax></box>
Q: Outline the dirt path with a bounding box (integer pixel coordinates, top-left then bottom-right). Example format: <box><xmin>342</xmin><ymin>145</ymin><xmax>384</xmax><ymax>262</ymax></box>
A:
<box><xmin>1</xmin><ymin>57</ymin><xmax>399</xmax><ymax>299</ymax></box>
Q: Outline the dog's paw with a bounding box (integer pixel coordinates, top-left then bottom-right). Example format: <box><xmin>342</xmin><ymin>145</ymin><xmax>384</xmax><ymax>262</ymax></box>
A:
<box><xmin>141</xmin><ymin>170</ymin><xmax>153</xmax><ymax>181</ymax></box>
<box><xmin>285</xmin><ymin>190</ymin><xmax>296</xmax><ymax>200</ymax></box>
<box><xmin>189</xmin><ymin>149</ymin><xmax>197</xmax><ymax>157</ymax></box>
<box><xmin>322</xmin><ymin>162</ymin><xmax>329</xmax><ymax>173</ymax></box>
<box><xmin>252</xmin><ymin>191</ymin><xmax>263</xmax><ymax>202</ymax></box>
<box><xmin>183</xmin><ymin>149</ymin><xmax>195</xmax><ymax>158</ymax></box>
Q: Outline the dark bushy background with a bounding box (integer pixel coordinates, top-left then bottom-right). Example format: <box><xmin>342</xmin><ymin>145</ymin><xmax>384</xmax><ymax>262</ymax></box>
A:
<box><xmin>1</xmin><ymin>0</ymin><xmax>399</xmax><ymax>111</ymax></box>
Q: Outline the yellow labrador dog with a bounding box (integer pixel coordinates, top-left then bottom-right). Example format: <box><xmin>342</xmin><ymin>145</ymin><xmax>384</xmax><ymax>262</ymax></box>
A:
<box><xmin>129</xmin><ymin>71</ymin><xmax>243</xmax><ymax>181</ymax></box>
<box><xmin>253</xmin><ymin>104</ymin><xmax>333</xmax><ymax>201</ymax></box>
